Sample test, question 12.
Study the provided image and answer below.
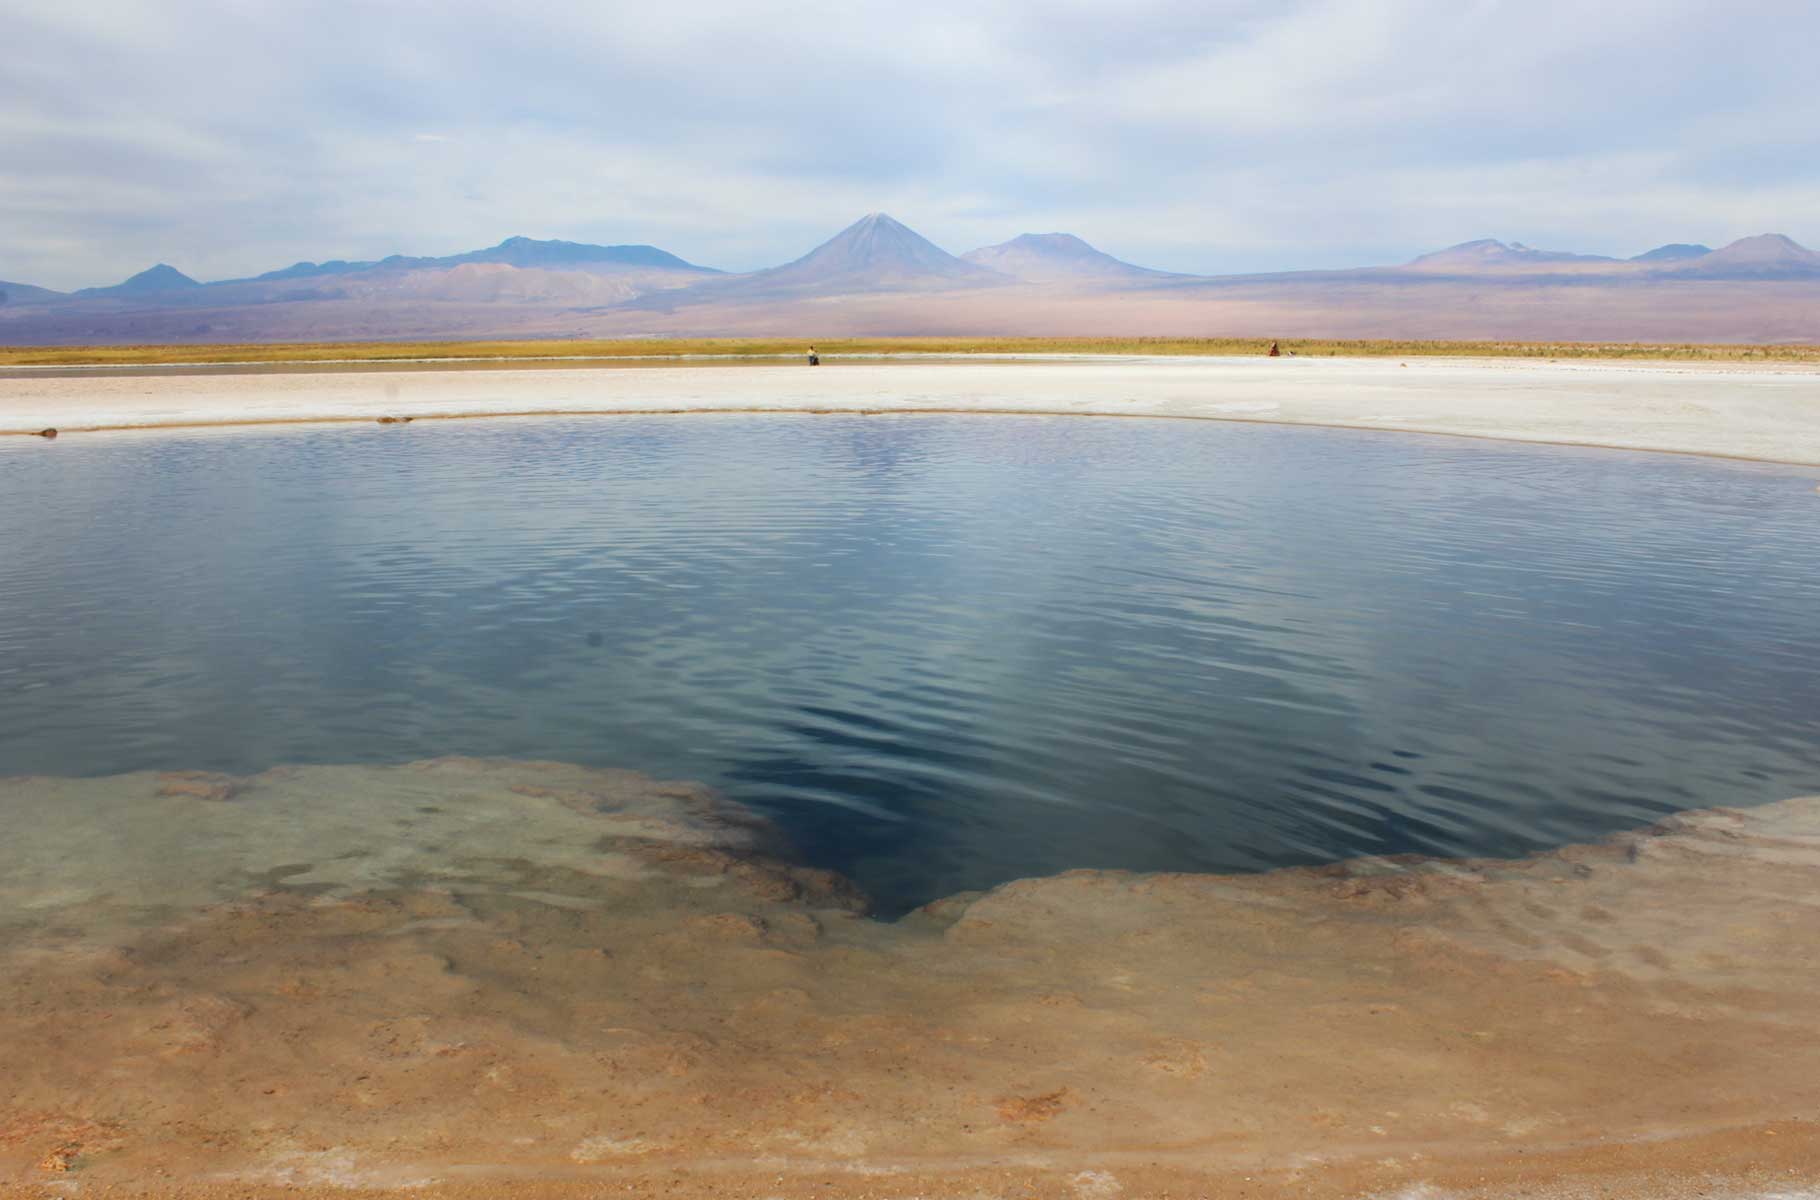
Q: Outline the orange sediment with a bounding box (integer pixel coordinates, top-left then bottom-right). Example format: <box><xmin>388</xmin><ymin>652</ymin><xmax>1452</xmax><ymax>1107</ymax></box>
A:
<box><xmin>1</xmin><ymin>758</ymin><xmax>1817</xmax><ymax>1196</ymax></box>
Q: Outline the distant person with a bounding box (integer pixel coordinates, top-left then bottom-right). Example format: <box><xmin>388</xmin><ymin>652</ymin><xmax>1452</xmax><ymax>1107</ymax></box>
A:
<box><xmin>807</xmin><ymin>346</ymin><xmax>820</xmax><ymax>366</ymax></box>
<box><xmin>1267</xmin><ymin>341</ymin><xmax>1281</xmax><ymax>357</ymax></box>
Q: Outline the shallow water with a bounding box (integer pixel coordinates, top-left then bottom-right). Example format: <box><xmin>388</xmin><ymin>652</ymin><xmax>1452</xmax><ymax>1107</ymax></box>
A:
<box><xmin>2</xmin><ymin>414</ymin><xmax>1817</xmax><ymax>912</ymax></box>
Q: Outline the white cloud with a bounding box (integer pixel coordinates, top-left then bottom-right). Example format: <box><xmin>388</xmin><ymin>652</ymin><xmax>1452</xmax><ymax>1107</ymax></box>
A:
<box><xmin>1</xmin><ymin>0</ymin><xmax>1816</xmax><ymax>289</ymax></box>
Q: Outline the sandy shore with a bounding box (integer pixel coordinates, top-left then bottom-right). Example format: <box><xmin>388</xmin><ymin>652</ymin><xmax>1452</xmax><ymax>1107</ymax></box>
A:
<box><xmin>3</xmin><ymin>355</ymin><xmax>1820</xmax><ymax>466</ymax></box>
<box><xmin>4</xmin><ymin>758</ymin><xmax>1819</xmax><ymax>1197</ymax></box>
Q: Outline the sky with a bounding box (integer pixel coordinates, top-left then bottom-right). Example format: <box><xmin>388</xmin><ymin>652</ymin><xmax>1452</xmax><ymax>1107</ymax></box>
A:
<box><xmin>5</xmin><ymin>0</ymin><xmax>1818</xmax><ymax>290</ymax></box>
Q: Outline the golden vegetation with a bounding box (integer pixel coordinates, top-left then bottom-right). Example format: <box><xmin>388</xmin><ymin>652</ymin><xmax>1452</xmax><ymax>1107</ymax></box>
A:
<box><xmin>3</xmin><ymin>335</ymin><xmax>1818</xmax><ymax>367</ymax></box>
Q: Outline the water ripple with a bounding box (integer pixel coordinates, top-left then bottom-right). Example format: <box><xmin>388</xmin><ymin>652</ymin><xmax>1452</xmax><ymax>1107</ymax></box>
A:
<box><xmin>2</xmin><ymin>414</ymin><xmax>1818</xmax><ymax>912</ymax></box>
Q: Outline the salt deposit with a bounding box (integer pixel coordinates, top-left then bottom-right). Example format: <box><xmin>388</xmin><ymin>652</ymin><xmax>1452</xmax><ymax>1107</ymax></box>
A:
<box><xmin>4</xmin><ymin>355</ymin><xmax>1819</xmax><ymax>466</ymax></box>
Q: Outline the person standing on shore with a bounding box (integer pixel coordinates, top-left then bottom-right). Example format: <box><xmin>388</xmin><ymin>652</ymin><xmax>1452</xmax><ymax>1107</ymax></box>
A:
<box><xmin>1268</xmin><ymin>341</ymin><xmax>1280</xmax><ymax>357</ymax></box>
<box><xmin>807</xmin><ymin>346</ymin><xmax>820</xmax><ymax>366</ymax></box>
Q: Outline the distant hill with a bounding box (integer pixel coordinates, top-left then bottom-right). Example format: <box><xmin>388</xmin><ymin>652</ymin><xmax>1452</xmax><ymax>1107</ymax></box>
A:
<box><xmin>1399</xmin><ymin>234</ymin><xmax>1820</xmax><ymax>281</ymax></box>
<box><xmin>76</xmin><ymin>263</ymin><xmax>201</xmax><ymax>297</ymax></box>
<box><xmin>1631</xmin><ymin>243</ymin><xmax>1712</xmax><ymax>263</ymax></box>
<box><xmin>0</xmin><ymin>280</ymin><xmax>66</xmax><ymax>305</ymax></box>
<box><xmin>1407</xmin><ymin>239</ymin><xmax>1617</xmax><ymax>271</ymax></box>
<box><xmin>961</xmin><ymin>233</ymin><xmax>1176</xmax><ymax>282</ymax></box>
<box><xmin>1660</xmin><ymin>234</ymin><xmax>1820</xmax><ymax>279</ymax></box>
<box><xmin>450</xmin><ymin>236</ymin><xmax>712</xmax><ymax>272</ymax></box>
<box><xmin>246</xmin><ymin>236</ymin><xmax>717</xmax><ymax>283</ymax></box>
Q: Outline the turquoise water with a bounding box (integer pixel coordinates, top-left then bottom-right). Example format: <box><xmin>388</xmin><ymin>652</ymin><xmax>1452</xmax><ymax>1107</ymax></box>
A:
<box><xmin>2</xmin><ymin>414</ymin><xmax>1816</xmax><ymax>913</ymax></box>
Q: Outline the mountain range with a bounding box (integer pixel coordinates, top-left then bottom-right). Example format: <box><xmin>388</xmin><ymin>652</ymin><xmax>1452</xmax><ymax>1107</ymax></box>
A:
<box><xmin>1404</xmin><ymin>233</ymin><xmax>1819</xmax><ymax>279</ymax></box>
<box><xmin>5</xmin><ymin>214</ymin><xmax>1819</xmax><ymax>345</ymax></box>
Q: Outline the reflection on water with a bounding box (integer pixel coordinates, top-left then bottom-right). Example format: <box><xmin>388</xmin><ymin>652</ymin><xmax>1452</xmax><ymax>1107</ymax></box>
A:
<box><xmin>1</xmin><ymin>414</ymin><xmax>1818</xmax><ymax>912</ymax></box>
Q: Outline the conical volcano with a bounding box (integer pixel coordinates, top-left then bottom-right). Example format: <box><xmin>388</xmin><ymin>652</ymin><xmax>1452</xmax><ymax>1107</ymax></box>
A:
<box><xmin>711</xmin><ymin>213</ymin><xmax>1009</xmax><ymax>298</ymax></box>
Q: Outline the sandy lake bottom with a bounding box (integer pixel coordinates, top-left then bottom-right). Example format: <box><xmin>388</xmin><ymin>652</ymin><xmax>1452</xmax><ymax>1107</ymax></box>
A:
<box><xmin>3</xmin><ymin>758</ymin><xmax>1819</xmax><ymax>1197</ymax></box>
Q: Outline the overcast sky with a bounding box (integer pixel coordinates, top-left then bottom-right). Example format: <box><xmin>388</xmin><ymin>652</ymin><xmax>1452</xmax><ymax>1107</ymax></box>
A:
<box><xmin>5</xmin><ymin>0</ymin><xmax>1817</xmax><ymax>289</ymax></box>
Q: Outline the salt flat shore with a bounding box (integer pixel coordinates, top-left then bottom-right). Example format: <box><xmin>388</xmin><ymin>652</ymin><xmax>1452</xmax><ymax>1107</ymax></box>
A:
<box><xmin>3</xmin><ymin>758</ymin><xmax>1819</xmax><ymax>1198</ymax></box>
<box><xmin>3</xmin><ymin>354</ymin><xmax>1819</xmax><ymax>466</ymax></box>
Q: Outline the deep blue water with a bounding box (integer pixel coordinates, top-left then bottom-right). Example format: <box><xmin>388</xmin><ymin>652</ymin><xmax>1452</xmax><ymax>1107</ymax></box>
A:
<box><xmin>2</xmin><ymin>413</ymin><xmax>1817</xmax><ymax>913</ymax></box>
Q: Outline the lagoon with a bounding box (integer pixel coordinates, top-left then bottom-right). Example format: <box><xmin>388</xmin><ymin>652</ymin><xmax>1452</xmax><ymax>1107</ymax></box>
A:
<box><xmin>3</xmin><ymin>413</ymin><xmax>1816</xmax><ymax>911</ymax></box>
<box><xmin>5</xmin><ymin>410</ymin><xmax>1820</xmax><ymax>1194</ymax></box>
